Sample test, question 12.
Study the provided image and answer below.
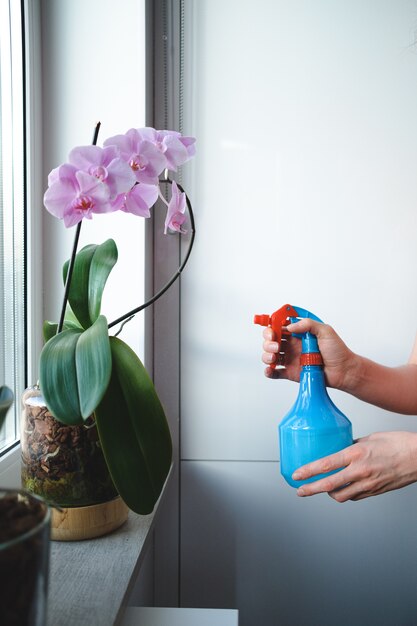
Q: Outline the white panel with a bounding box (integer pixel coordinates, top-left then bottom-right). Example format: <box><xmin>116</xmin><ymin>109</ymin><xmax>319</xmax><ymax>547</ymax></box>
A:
<box><xmin>181</xmin><ymin>0</ymin><xmax>417</xmax><ymax>461</ymax></box>
<box><xmin>181</xmin><ymin>460</ymin><xmax>417</xmax><ymax>626</ymax></box>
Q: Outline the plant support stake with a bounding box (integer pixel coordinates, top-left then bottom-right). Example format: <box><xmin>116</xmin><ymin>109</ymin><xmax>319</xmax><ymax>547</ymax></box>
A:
<box><xmin>57</xmin><ymin>122</ymin><xmax>101</xmax><ymax>334</ymax></box>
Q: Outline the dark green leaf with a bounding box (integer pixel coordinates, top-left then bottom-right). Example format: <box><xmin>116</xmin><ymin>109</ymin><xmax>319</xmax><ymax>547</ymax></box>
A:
<box><xmin>88</xmin><ymin>239</ymin><xmax>118</xmax><ymax>323</ymax></box>
<box><xmin>0</xmin><ymin>386</ymin><xmax>13</xmax><ymax>431</ymax></box>
<box><xmin>63</xmin><ymin>244</ymin><xmax>96</xmax><ymax>329</ymax></box>
<box><xmin>76</xmin><ymin>315</ymin><xmax>111</xmax><ymax>419</ymax></box>
<box><xmin>43</xmin><ymin>318</ymin><xmax>82</xmax><ymax>343</ymax></box>
<box><xmin>39</xmin><ymin>328</ymin><xmax>83</xmax><ymax>425</ymax></box>
<box><xmin>63</xmin><ymin>239</ymin><xmax>118</xmax><ymax>329</ymax></box>
<box><xmin>39</xmin><ymin>316</ymin><xmax>112</xmax><ymax>425</ymax></box>
<box><xmin>95</xmin><ymin>337</ymin><xmax>172</xmax><ymax>514</ymax></box>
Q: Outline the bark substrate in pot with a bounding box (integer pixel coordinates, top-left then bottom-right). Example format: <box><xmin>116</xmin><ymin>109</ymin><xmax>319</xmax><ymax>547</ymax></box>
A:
<box><xmin>21</xmin><ymin>385</ymin><xmax>128</xmax><ymax>541</ymax></box>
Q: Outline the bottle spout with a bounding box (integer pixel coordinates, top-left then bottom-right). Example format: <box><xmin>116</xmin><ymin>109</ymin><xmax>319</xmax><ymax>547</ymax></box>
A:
<box><xmin>300</xmin><ymin>331</ymin><xmax>320</xmax><ymax>355</ymax></box>
<box><xmin>253</xmin><ymin>314</ymin><xmax>270</xmax><ymax>327</ymax></box>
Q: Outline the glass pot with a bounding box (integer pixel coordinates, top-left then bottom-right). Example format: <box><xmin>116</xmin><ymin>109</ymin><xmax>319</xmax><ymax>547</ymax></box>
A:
<box><xmin>0</xmin><ymin>488</ymin><xmax>50</xmax><ymax>626</ymax></box>
<box><xmin>21</xmin><ymin>385</ymin><xmax>117</xmax><ymax>508</ymax></box>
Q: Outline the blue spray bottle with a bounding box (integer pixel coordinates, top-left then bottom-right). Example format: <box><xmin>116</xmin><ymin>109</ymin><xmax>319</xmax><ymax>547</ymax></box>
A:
<box><xmin>254</xmin><ymin>305</ymin><xmax>353</xmax><ymax>487</ymax></box>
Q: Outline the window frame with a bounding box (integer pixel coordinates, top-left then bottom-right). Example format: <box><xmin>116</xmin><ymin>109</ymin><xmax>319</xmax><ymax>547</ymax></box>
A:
<box><xmin>0</xmin><ymin>0</ymin><xmax>42</xmax><ymax>462</ymax></box>
<box><xmin>22</xmin><ymin>0</ymin><xmax>43</xmax><ymax>387</ymax></box>
<box><xmin>0</xmin><ymin>0</ymin><xmax>26</xmax><ymax>456</ymax></box>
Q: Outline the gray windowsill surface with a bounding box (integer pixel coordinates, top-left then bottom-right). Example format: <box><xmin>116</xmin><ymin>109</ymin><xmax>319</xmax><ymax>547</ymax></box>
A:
<box><xmin>47</xmin><ymin>467</ymin><xmax>172</xmax><ymax>626</ymax></box>
<box><xmin>48</xmin><ymin>510</ymin><xmax>154</xmax><ymax>626</ymax></box>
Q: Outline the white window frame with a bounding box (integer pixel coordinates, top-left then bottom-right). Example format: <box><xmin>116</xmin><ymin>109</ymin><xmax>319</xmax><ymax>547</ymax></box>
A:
<box><xmin>0</xmin><ymin>0</ymin><xmax>26</xmax><ymax>457</ymax></box>
<box><xmin>0</xmin><ymin>0</ymin><xmax>42</xmax><ymax>476</ymax></box>
<box><xmin>23</xmin><ymin>0</ymin><xmax>43</xmax><ymax>385</ymax></box>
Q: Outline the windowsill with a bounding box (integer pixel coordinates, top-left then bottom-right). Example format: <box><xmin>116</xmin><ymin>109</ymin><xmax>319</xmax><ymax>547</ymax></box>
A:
<box><xmin>0</xmin><ymin>444</ymin><xmax>21</xmax><ymax>489</ymax></box>
<box><xmin>46</xmin><ymin>466</ymin><xmax>173</xmax><ymax>626</ymax></box>
<box><xmin>48</xmin><ymin>509</ymin><xmax>156</xmax><ymax>626</ymax></box>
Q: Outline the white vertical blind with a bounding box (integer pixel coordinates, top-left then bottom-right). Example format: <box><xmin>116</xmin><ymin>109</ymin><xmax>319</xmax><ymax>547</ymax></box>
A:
<box><xmin>0</xmin><ymin>0</ymin><xmax>26</xmax><ymax>453</ymax></box>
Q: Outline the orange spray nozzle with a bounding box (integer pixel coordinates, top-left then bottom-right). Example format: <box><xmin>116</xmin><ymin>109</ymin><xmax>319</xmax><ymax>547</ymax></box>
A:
<box><xmin>253</xmin><ymin>314</ymin><xmax>270</xmax><ymax>327</ymax></box>
<box><xmin>253</xmin><ymin>304</ymin><xmax>300</xmax><ymax>346</ymax></box>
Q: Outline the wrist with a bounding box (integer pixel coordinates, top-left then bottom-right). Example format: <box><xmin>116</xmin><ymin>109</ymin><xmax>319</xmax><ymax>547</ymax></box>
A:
<box><xmin>338</xmin><ymin>351</ymin><xmax>365</xmax><ymax>395</ymax></box>
<box><xmin>407</xmin><ymin>432</ymin><xmax>417</xmax><ymax>481</ymax></box>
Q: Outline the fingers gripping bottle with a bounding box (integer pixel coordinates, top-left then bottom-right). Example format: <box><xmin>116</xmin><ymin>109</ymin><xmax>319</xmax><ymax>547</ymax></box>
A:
<box><xmin>254</xmin><ymin>305</ymin><xmax>353</xmax><ymax>487</ymax></box>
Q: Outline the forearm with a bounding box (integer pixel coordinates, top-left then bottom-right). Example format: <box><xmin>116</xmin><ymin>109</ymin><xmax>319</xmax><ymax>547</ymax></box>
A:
<box><xmin>343</xmin><ymin>356</ymin><xmax>417</xmax><ymax>415</ymax></box>
<box><xmin>265</xmin><ymin>319</ymin><xmax>417</xmax><ymax>415</ymax></box>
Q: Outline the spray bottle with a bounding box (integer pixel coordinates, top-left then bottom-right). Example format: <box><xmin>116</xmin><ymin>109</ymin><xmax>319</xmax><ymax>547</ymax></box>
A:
<box><xmin>254</xmin><ymin>304</ymin><xmax>353</xmax><ymax>487</ymax></box>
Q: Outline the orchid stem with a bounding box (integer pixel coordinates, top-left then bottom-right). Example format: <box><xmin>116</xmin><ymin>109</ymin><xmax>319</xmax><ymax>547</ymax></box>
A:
<box><xmin>57</xmin><ymin>121</ymin><xmax>101</xmax><ymax>334</ymax></box>
<box><xmin>108</xmin><ymin>179</ymin><xmax>195</xmax><ymax>330</ymax></box>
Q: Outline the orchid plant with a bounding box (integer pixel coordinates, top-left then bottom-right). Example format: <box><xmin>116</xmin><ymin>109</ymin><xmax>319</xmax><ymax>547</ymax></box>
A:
<box><xmin>39</xmin><ymin>124</ymin><xmax>195</xmax><ymax>515</ymax></box>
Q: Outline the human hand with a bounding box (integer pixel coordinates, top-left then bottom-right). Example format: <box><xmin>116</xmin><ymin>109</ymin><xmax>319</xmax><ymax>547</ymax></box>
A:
<box><xmin>292</xmin><ymin>431</ymin><xmax>417</xmax><ymax>501</ymax></box>
<box><xmin>262</xmin><ymin>318</ymin><xmax>358</xmax><ymax>390</ymax></box>
<box><xmin>262</xmin><ymin>328</ymin><xmax>302</xmax><ymax>382</ymax></box>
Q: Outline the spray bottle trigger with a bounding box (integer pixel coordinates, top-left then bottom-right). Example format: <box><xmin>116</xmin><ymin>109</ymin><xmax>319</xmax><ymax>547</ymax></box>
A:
<box><xmin>254</xmin><ymin>304</ymin><xmax>324</xmax><ymax>369</ymax></box>
<box><xmin>254</xmin><ymin>304</ymin><xmax>300</xmax><ymax>344</ymax></box>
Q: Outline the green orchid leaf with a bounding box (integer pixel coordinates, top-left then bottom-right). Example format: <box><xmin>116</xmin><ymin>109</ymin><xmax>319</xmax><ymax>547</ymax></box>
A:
<box><xmin>64</xmin><ymin>304</ymin><xmax>84</xmax><ymax>327</ymax></box>
<box><xmin>39</xmin><ymin>328</ymin><xmax>83</xmax><ymax>425</ymax></box>
<box><xmin>95</xmin><ymin>337</ymin><xmax>172</xmax><ymax>515</ymax></box>
<box><xmin>63</xmin><ymin>244</ymin><xmax>96</xmax><ymax>329</ymax></box>
<box><xmin>0</xmin><ymin>386</ymin><xmax>13</xmax><ymax>431</ymax></box>
<box><xmin>43</xmin><ymin>318</ymin><xmax>82</xmax><ymax>343</ymax></box>
<box><xmin>88</xmin><ymin>239</ymin><xmax>118</xmax><ymax>323</ymax></box>
<box><xmin>63</xmin><ymin>239</ymin><xmax>118</xmax><ymax>329</ymax></box>
<box><xmin>43</xmin><ymin>321</ymin><xmax>59</xmax><ymax>343</ymax></box>
<box><xmin>39</xmin><ymin>316</ymin><xmax>112</xmax><ymax>425</ymax></box>
<box><xmin>75</xmin><ymin>315</ymin><xmax>111</xmax><ymax>419</ymax></box>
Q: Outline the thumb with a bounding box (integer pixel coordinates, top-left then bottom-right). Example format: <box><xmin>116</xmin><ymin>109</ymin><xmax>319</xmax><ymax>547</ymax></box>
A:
<box><xmin>286</xmin><ymin>318</ymin><xmax>325</xmax><ymax>337</ymax></box>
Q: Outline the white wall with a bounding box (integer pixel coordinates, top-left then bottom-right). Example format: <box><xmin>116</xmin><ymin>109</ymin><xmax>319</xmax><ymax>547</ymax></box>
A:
<box><xmin>180</xmin><ymin>2</ymin><xmax>417</xmax><ymax>624</ymax></box>
<box><xmin>41</xmin><ymin>0</ymin><xmax>146</xmax><ymax>361</ymax></box>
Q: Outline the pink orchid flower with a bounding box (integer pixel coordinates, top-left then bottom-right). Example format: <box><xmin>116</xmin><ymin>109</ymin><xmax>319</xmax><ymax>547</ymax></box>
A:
<box><xmin>164</xmin><ymin>180</ymin><xmax>187</xmax><ymax>234</ymax></box>
<box><xmin>177</xmin><ymin>134</ymin><xmax>196</xmax><ymax>159</ymax></box>
<box><xmin>44</xmin><ymin>166</ymin><xmax>113</xmax><ymax>228</ymax></box>
<box><xmin>44</xmin><ymin>127</ymin><xmax>195</xmax><ymax>229</ymax></box>
<box><xmin>139</xmin><ymin>128</ymin><xmax>196</xmax><ymax>171</ymax></box>
<box><xmin>158</xmin><ymin>130</ymin><xmax>196</xmax><ymax>169</ymax></box>
<box><xmin>113</xmin><ymin>183</ymin><xmax>159</xmax><ymax>218</ymax></box>
<box><xmin>68</xmin><ymin>145</ymin><xmax>136</xmax><ymax>201</ymax></box>
<box><xmin>47</xmin><ymin>163</ymin><xmax>78</xmax><ymax>187</ymax></box>
<box><xmin>104</xmin><ymin>129</ymin><xmax>167</xmax><ymax>185</ymax></box>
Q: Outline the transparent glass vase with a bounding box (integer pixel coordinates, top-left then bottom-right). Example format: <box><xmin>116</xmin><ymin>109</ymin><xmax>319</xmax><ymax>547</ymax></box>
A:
<box><xmin>21</xmin><ymin>385</ymin><xmax>118</xmax><ymax>508</ymax></box>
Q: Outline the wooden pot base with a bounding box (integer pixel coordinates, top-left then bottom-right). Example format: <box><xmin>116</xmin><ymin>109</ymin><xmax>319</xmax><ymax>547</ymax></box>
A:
<box><xmin>51</xmin><ymin>496</ymin><xmax>129</xmax><ymax>541</ymax></box>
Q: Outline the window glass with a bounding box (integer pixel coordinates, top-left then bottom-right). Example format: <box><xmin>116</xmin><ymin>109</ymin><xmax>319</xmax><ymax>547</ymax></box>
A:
<box><xmin>0</xmin><ymin>0</ymin><xmax>26</xmax><ymax>454</ymax></box>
